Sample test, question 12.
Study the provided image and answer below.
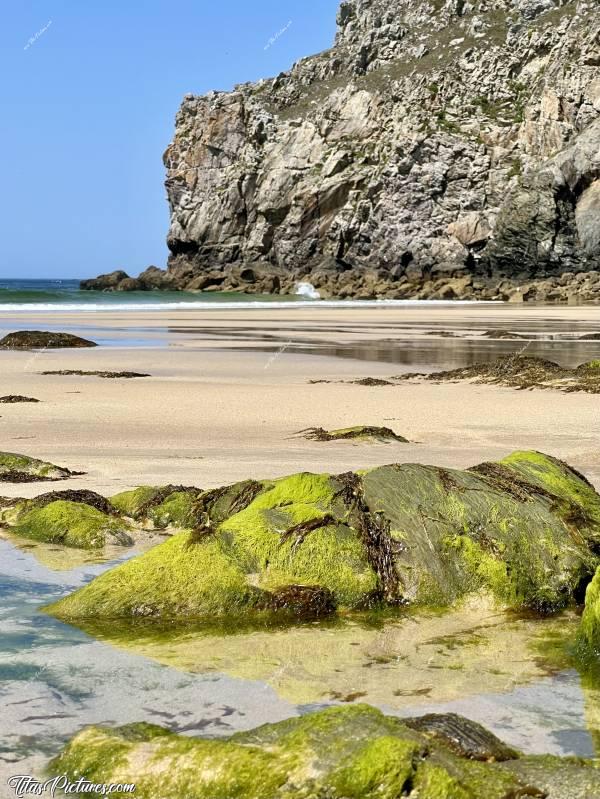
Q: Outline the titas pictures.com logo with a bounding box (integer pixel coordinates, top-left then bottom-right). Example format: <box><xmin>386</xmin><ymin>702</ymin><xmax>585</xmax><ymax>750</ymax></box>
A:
<box><xmin>7</xmin><ymin>775</ymin><xmax>135</xmax><ymax>796</ymax></box>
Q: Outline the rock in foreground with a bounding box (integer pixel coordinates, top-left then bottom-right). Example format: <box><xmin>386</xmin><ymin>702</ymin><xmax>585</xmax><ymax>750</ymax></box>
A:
<box><xmin>50</xmin><ymin>705</ymin><xmax>600</xmax><ymax>799</ymax></box>
<box><xmin>46</xmin><ymin>451</ymin><xmax>600</xmax><ymax>621</ymax></box>
<box><xmin>0</xmin><ymin>331</ymin><xmax>97</xmax><ymax>349</ymax></box>
<box><xmin>0</xmin><ymin>451</ymin><xmax>80</xmax><ymax>483</ymax></box>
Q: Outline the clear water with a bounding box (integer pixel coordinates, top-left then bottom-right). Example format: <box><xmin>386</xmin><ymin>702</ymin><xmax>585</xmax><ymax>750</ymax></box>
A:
<box><xmin>1</xmin><ymin>534</ymin><xmax>598</xmax><ymax>786</ymax></box>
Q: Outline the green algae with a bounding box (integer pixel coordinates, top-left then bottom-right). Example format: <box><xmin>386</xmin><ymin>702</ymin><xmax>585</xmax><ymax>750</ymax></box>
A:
<box><xmin>147</xmin><ymin>490</ymin><xmax>198</xmax><ymax>528</ymax></box>
<box><xmin>12</xmin><ymin>501</ymin><xmax>133</xmax><ymax>549</ymax></box>
<box><xmin>0</xmin><ymin>451</ymin><xmax>76</xmax><ymax>482</ymax></box>
<box><xmin>46</xmin><ymin>452</ymin><xmax>600</xmax><ymax>622</ymax></box>
<box><xmin>580</xmin><ymin>567</ymin><xmax>600</xmax><ymax>650</ymax></box>
<box><xmin>110</xmin><ymin>486</ymin><xmax>160</xmax><ymax>517</ymax></box>
<box><xmin>45</xmin><ymin>531</ymin><xmax>256</xmax><ymax>618</ymax></box>
<box><xmin>50</xmin><ymin>705</ymin><xmax>600</xmax><ymax>799</ymax></box>
<box><xmin>219</xmin><ymin>473</ymin><xmax>377</xmax><ymax>606</ymax></box>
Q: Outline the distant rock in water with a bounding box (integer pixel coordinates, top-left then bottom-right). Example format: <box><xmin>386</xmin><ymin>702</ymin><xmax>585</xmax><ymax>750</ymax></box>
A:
<box><xmin>82</xmin><ymin>0</ymin><xmax>600</xmax><ymax>302</ymax></box>
<box><xmin>0</xmin><ymin>451</ymin><xmax>81</xmax><ymax>483</ymax></box>
<box><xmin>46</xmin><ymin>451</ymin><xmax>600</xmax><ymax>622</ymax></box>
<box><xmin>0</xmin><ymin>331</ymin><xmax>97</xmax><ymax>349</ymax></box>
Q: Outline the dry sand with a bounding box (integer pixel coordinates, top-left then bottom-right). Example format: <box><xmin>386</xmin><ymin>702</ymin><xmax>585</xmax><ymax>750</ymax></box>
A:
<box><xmin>0</xmin><ymin>303</ymin><xmax>599</xmax><ymax>497</ymax></box>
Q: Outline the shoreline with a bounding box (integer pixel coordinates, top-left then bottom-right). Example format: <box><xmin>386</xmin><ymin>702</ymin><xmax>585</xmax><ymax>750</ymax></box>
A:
<box><xmin>0</xmin><ymin>304</ymin><xmax>598</xmax><ymax>497</ymax></box>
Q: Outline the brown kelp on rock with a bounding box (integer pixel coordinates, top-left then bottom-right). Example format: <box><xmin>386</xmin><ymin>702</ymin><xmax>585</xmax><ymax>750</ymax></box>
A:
<box><xmin>0</xmin><ymin>330</ymin><xmax>97</xmax><ymax>349</ymax></box>
<box><xmin>50</xmin><ymin>704</ymin><xmax>600</xmax><ymax>799</ymax></box>
<box><xmin>45</xmin><ymin>451</ymin><xmax>600</xmax><ymax>621</ymax></box>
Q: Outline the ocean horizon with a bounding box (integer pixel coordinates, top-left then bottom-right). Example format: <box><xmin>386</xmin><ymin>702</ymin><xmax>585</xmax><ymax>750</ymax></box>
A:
<box><xmin>0</xmin><ymin>278</ymin><xmax>494</xmax><ymax>311</ymax></box>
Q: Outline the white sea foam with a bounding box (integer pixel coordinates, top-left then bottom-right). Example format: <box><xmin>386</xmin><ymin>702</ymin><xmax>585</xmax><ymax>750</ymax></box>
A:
<box><xmin>0</xmin><ymin>299</ymin><xmax>497</xmax><ymax>312</ymax></box>
<box><xmin>294</xmin><ymin>282</ymin><xmax>321</xmax><ymax>300</ymax></box>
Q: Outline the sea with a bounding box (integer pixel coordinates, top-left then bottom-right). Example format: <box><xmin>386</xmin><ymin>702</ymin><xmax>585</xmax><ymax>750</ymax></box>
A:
<box><xmin>0</xmin><ymin>278</ymin><xmax>485</xmax><ymax>312</ymax></box>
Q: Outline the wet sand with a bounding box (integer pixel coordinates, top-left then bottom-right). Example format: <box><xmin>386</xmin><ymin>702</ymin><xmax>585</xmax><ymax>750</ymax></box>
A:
<box><xmin>0</xmin><ymin>304</ymin><xmax>600</xmax><ymax>496</ymax></box>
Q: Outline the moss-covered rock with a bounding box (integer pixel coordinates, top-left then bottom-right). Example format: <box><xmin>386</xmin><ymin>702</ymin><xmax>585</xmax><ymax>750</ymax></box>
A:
<box><xmin>50</xmin><ymin>705</ymin><xmax>600</xmax><ymax>799</ymax></box>
<box><xmin>11</xmin><ymin>500</ymin><xmax>133</xmax><ymax>549</ymax></box>
<box><xmin>581</xmin><ymin>567</ymin><xmax>600</xmax><ymax>651</ymax></box>
<box><xmin>45</xmin><ymin>451</ymin><xmax>600</xmax><ymax>622</ymax></box>
<box><xmin>110</xmin><ymin>485</ymin><xmax>202</xmax><ymax>528</ymax></box>
<box><xmin>0</xmin><ymin>451</ymin><xmax>79</xmax><ymax>482</ymax></box>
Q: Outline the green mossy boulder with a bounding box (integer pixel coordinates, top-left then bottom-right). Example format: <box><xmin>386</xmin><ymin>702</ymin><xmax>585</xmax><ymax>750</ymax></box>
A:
<box><xmin>581</xmin><ymin>566</ymin><xmax>600</xmax><ymax>651</ymax></box>
<box><xmin>0</xmin><ymin>451</ymin><xmax>77</xmax><ymax>482</ymax></box>
<box><xmin>110</xmin><ymin>485</ymin><xmax>202</xmax><ymax>528</ymax></box>
<box><xmin>46</xmin><ymin>451</ymin><xmax>600</xmax><ymax>622</ymax></box>
<box><xmin>11</xmin><ymin>500</ymin><xmax>133</xmax><ymax>549</ymax></box>
<box><xmin>50</xmin><ymin>705</ymin><xmax>600</xmax><ymax>799</ymax></box>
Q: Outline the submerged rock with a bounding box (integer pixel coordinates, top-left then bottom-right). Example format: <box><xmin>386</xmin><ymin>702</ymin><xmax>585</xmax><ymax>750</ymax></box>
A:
<box><xmin>297</xmin><ymin>426</ymin><xmax>408</xmax><ymax>442</ymax></box>
<box><xmin>46</xmin><ymin>451</ymin><xmax>600</xmax><ymax>621</ymax></box>
<box><xmin>0</xmin><ymin>451</ymin><xmax>79</xmax><ymax>483</ymax></box>
<box><xmin>0</xmin><ymin>331</ymin><xmax>96</xmax><ymax>349</ymax></box>
<box><xmin>50</xmin><ymin>704</ymin><xmax>600</xmax><ymax>799</ymax></box>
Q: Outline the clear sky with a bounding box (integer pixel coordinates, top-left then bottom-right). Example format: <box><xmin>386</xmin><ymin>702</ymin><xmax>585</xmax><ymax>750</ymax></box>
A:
<box><xmin>1</xmin><ymin>1</ymin><xmax>339</xmax><ymax>279</ymax></box>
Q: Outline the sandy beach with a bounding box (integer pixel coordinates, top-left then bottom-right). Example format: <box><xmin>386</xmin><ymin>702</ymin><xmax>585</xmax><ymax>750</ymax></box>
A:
<box><xmin>0</xmin><ymin>303</ymin><xmax>599</xmax><ymax>496</ymax></box>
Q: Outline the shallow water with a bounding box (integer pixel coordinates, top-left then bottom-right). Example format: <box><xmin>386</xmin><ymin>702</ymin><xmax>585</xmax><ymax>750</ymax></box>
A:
<box><xmin>1</xmin><ymin>534</ymin><xmax>599</xmax><ymax>789</ymax></box>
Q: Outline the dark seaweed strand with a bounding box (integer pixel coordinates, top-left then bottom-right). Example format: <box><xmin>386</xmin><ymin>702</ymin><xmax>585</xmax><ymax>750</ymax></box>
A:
<box><xmin>27</xmin><ymin>489</ymin><xmax>117</xmax><ymax>515</ymax></box>
<box><xmin>467</xmin><ymin>462</ymin><xmax>556</xmax><ymax>503</ymax></box>
<box><xmin>279</xmin><ymin>514</ymin><xmax>337</xmax><ymax>549</ymax></box>
<box><xmin>334</xmin><ymin>471</ymin><xmax>405</xmax><ymax>604</ymax></box>
<box><xmin>186</xmin><ymin>480</ymin><xmax>264</xmax><ymax>547</ymax></box>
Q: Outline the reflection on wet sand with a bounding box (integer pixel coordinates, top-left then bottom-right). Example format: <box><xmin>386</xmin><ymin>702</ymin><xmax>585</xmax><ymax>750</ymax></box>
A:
<box><xmin>71</xmin><ymin>598</ymin><xmax>577</xmax><ymax>709</ymax></box>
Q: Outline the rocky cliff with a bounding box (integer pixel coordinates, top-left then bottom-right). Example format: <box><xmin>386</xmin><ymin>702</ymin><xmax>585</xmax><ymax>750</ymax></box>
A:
<box><xmin>83</xmin><ymin>0</ymin><xmax>600</xmax><ymax>300</ymax></box>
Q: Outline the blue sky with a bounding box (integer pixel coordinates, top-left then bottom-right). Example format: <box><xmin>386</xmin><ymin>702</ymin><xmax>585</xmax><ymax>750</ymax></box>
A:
<box><xmin>1</xmin><ymin>1</ymin><xmax>339</xmax><ymax>279</ymax></box>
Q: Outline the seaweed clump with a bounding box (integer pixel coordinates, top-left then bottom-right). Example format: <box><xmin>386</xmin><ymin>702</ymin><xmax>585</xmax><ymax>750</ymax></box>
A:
<box><xmin>0</xmin><ymin>395</ymin><xmax>40</xmax><ymax>403</ymax></box>
<box><xmin>399</xmin><ymin>355</ymin><xmax>600</xmax><ymax>394</ymax></box>
<box><xmin>40</xmin><ymin>370</ymin><xmax>150</xmax><ymax>379</ymax></box>
<box><xmin>297</xmin><ymin>426</ymin><xmax>408</xmax><ymax>443</ymax></box>
<box><xmin>49</xmin><ymin>705</ymin><xmax>600</xmax><ymax>799</ymax></box>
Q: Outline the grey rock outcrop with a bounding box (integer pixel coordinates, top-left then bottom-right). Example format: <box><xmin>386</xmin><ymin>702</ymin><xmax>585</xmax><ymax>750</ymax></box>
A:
<box><xmin>83</xmin><ymin>0</ymin><xmax>600</xmax><ymax>300</ymax></box>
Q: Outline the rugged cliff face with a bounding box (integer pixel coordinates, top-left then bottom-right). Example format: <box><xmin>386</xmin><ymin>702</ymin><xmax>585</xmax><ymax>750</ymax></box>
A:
<box><xmin>84</xmin><ymin>0</ymin><xmax>600</xmax><ymax>300</ymax></box>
